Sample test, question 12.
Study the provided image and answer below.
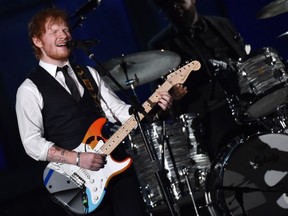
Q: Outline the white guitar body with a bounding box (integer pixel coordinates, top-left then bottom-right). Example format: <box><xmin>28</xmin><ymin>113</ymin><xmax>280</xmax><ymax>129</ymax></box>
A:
<box><xmin>43</xmin><ymin>141</ymin><xmax>132</xmax><ymax>215</ymax></box>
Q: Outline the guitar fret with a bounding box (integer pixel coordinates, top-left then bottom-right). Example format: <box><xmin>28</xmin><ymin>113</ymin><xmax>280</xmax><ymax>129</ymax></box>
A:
<box><xmin>101</xmin><ymin>117</ymin><xmax>138</xmax><ymax>154</ymax></box>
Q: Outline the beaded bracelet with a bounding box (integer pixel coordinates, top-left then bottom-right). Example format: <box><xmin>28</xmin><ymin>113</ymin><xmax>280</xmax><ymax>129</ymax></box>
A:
<box><xmin>76</xmin><ymin>152</ymin><xmax>81</xmax><ymax>166</ymax></box>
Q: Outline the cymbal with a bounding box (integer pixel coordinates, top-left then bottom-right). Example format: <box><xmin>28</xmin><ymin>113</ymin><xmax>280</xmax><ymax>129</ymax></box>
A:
<box><xmin>101</xmin><ymin>50</ymin><xmax>181</xmax><ymax>91</ymax></box>
<box><xmin>257</xmin><ymin>0</ymin><xmax>288</xmax><ymax>19</ymax></box>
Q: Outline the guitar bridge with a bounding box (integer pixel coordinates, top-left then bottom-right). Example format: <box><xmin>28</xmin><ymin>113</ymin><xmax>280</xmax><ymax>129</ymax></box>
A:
<box><xmin>71</xmin><ymin>172</ymin><xmax>85</xmax><ymax>188</ymax></box>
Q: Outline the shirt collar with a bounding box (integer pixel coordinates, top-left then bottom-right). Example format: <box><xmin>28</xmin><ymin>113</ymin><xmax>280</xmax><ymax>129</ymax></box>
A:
<box><xmin>193</xmin><ymin>16</ymin><xmax>207</xmax><ymax>31</ymax></box>
<box><xmin>39</xmin><ymin>60</ymin><xmax>71</xmax><ymax>77</ymax></box>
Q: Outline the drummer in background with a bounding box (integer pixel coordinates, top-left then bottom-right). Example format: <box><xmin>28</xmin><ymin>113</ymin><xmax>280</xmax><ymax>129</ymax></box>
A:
<box><xmin>148</xmin><ymin>0</ymin><xmax>250</xmax><ymax>160</ymax></box>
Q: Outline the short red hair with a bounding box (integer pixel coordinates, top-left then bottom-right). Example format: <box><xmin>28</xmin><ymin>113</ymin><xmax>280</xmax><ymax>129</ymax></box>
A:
<box><xmin>28</xmin><ymin>7</ymin><xmax>69</xmax><ymax>59</ymax></box>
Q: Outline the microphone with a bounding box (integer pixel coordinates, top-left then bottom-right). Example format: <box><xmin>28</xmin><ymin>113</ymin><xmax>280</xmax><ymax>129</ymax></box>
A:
<box><xmin>70</xmin><ymin>0</ymin><xmax>101</xmax><ymax>19</ymax></box>
<box><xmin>209</xmin><ymin>59</ymin><xmax>228</xmax><ymax>70</ymax></box>
<box><xmin>66</xmin><ymin>39</ymin><xmax>100</xmax><ymax>49</ymax></box>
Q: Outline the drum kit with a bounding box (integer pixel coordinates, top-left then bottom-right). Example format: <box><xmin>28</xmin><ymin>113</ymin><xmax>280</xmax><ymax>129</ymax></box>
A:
<box><xmin>100</xmin><ymin>1</ymin><xmax>288</xmax><ymax>215</ymax></box>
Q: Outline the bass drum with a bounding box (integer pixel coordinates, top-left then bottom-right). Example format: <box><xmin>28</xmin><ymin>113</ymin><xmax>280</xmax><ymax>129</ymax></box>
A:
<box><xmin>205</xmin><ymin>133</ymin><xmax>288</xmax><ymax>216</ymax></box>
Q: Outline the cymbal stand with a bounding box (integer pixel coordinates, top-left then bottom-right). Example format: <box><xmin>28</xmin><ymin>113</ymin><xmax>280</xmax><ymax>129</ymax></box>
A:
<box><xmin>120</xmin><ymin>56</ymin><xmax>139</xmax><ymax>100</ymax></box>
<box><xmin>181</xmin><ymin>167</ymin><xmax>200</xmax><ymax>216</ymax></box>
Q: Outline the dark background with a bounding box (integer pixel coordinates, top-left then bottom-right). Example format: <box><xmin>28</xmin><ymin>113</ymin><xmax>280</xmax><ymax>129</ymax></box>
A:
<box><xmin>1</xmin><ymin>0</ymin><xmax>288</xmax><ymax>215</ymax></box>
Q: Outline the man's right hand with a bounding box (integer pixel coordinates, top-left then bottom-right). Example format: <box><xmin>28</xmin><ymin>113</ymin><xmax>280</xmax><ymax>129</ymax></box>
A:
<box><xmin>78</xmin><ymin>152</ymin><xmax>107</xmax><ymax>171</ymax></box>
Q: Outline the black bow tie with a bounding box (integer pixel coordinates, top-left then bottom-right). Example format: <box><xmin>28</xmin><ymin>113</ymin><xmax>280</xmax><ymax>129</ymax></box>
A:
<box><xmin>57</xmin><ymin>66</ymin><xmax>80</xmax><ymax>101</ymax></box>
<box><xmin>56</xmin><ymin>65</ymin><xmax>69</xmax><ymax>73</ymax></box>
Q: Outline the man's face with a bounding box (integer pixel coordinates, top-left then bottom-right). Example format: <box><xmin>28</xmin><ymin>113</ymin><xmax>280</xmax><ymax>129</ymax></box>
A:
<box><xmin>164</xmin><ymin>0</ymin><xmax>197</xmax><ymax>28</ymax></box>
<box><xmin>33</xmin><ymin>18</ymin><xmax>71</xmax><ymax>64</ymax></box>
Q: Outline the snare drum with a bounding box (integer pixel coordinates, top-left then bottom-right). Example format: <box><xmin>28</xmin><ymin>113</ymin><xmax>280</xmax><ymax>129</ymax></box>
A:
<box><xmin>205</xmin><ymin>133</ymin><xmax>288</xmax><ymax>216</ymax></box>
<box><xmin>224</xmin><ymin>47</ymin><xmax>288</xmax><ymax>120</ymax></box>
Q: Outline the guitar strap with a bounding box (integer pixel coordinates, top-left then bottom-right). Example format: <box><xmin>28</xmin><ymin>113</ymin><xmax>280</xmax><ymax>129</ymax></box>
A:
<box><xmin>73</xmin><ymin>65</ymin><xmax>106</xmax><ymax>117</ymax></box>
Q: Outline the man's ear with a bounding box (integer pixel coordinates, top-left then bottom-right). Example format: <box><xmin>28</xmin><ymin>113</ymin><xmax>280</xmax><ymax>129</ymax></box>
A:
<box><xmin>32</xmin><ymin>36</ymin><xmax>42</xmax><ymax>48</ymax></box>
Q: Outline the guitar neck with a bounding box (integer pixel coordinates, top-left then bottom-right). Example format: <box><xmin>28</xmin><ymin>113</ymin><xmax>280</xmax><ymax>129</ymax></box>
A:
<box><xmin>99</xmin><ymin>60</ymin><xmax>200</xmax><ymax>155</ymax></box>
<box><xmin>100</xmin><ymin>80</ymin><xmax>171</xmax><ymax>155</ymax></box>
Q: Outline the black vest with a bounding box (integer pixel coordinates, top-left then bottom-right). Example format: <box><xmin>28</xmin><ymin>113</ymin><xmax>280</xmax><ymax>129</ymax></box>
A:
<box><xmin>28</xmin><ymin>65</ymin><xmax>103</xmax><ymax>150</ymax></box>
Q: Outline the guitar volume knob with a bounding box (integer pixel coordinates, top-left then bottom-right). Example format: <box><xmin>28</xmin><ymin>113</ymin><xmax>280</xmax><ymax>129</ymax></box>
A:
<box><xmin>92</xmin><ymin>187</ymin><xmax>98</xmax><ymax>192</ymax></box>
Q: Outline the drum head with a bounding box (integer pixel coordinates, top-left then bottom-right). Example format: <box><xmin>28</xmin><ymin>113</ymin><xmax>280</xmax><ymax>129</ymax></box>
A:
<box><xmin>205</xmin><ymin>133</ymin><xmax>288</xmax><ymax>216</ymax></box>
<box><xmin>245</xmin><ymin>86</ymin><xmax>288</xmax><ymax>118</ymax></box>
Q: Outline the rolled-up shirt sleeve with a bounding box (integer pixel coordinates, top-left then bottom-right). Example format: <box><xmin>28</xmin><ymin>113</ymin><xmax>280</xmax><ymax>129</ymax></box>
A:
<box><xmin>15</xmin><ymin>79</ymin><xmax>54</xmax><ymax>161</ymax></box>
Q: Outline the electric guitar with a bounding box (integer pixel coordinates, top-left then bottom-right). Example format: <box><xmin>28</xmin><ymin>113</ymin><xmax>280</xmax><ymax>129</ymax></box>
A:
<box><xmin>43</xmin><ymin>60</ymin><xmax>201</xmax><ymax>215</ymax></box>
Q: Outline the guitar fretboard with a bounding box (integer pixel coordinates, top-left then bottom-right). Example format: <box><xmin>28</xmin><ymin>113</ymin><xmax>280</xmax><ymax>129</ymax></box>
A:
<box><xmin>100</xmin><ymin>60</ymin><xmax>200</xmax><ymax>155</ymax></box>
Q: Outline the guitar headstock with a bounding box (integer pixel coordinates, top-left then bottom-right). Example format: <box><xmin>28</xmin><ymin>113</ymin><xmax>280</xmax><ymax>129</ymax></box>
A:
<box><xmin>166</xmin><ymin>60</ymin><xmax>201</xmax><ymax>86</ymax></box>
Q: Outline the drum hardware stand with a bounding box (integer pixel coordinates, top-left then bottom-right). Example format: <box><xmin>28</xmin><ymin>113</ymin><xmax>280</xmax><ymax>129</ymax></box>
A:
<box><xmin>240</xmin><ymin>69</ymin><xmax>259</xmax><ymax>96</ymax></box>
<box><xmin>145</xmin><ymin>120</ymin><xmax>182</xmax><ymax>216</ymax></box>
<box><xmin>180</xmin><ymin>115</ymin><xmax>197</xmax><ymax>149</ymax></box>
<box><xmin>160</xmin><ymin>121</ymin><xmax>183</xmax><ymax>191</ymax></box>
<box><xmin>180</xmin><ymin>166</ymin><xmax>200</xmax><ymax>216</ymax></box>
<box><xmin>226</xmin><ymin>96</ymin><xmax>245</xmax><ymax>125</ymax></box>
<box><xmin>218</xmin><ymin>79</ymin><xmax>244</xmax><ymax>125</ymax></box>
<box><xmin>273</xmin><ymin>105</ymin><xmax>288</xmax><ymax>133</ymax></box>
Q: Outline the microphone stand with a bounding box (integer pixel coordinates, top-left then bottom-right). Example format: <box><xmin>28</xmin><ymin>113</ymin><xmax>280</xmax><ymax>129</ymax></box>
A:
<box><xmin>70</xmin><ymin>16</ymin><xmax>87</xmax><ymax>30</ymax></box>
<box><xmin>82</xmin><ymin>48</ymin><xmax>180</xmax><ymax>216</ymax></box>
<box><xmin>69</xmin><ymin>0</ymin><xmax>101</xmax><ymax>31</ymax></box>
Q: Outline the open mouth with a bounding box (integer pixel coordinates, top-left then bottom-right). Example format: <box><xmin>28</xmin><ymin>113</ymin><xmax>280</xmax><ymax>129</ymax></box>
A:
<box><xmin>56</xmin><ymin>42</ymin><xmax>68</xmax><ymax>47</ymax></box>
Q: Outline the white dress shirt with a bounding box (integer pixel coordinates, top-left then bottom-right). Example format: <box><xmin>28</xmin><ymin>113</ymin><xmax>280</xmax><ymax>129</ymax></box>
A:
<box><xmin>15</xmin><ymin>60</ymin><xmax>130</xmax><ymax>161</ymax></box>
